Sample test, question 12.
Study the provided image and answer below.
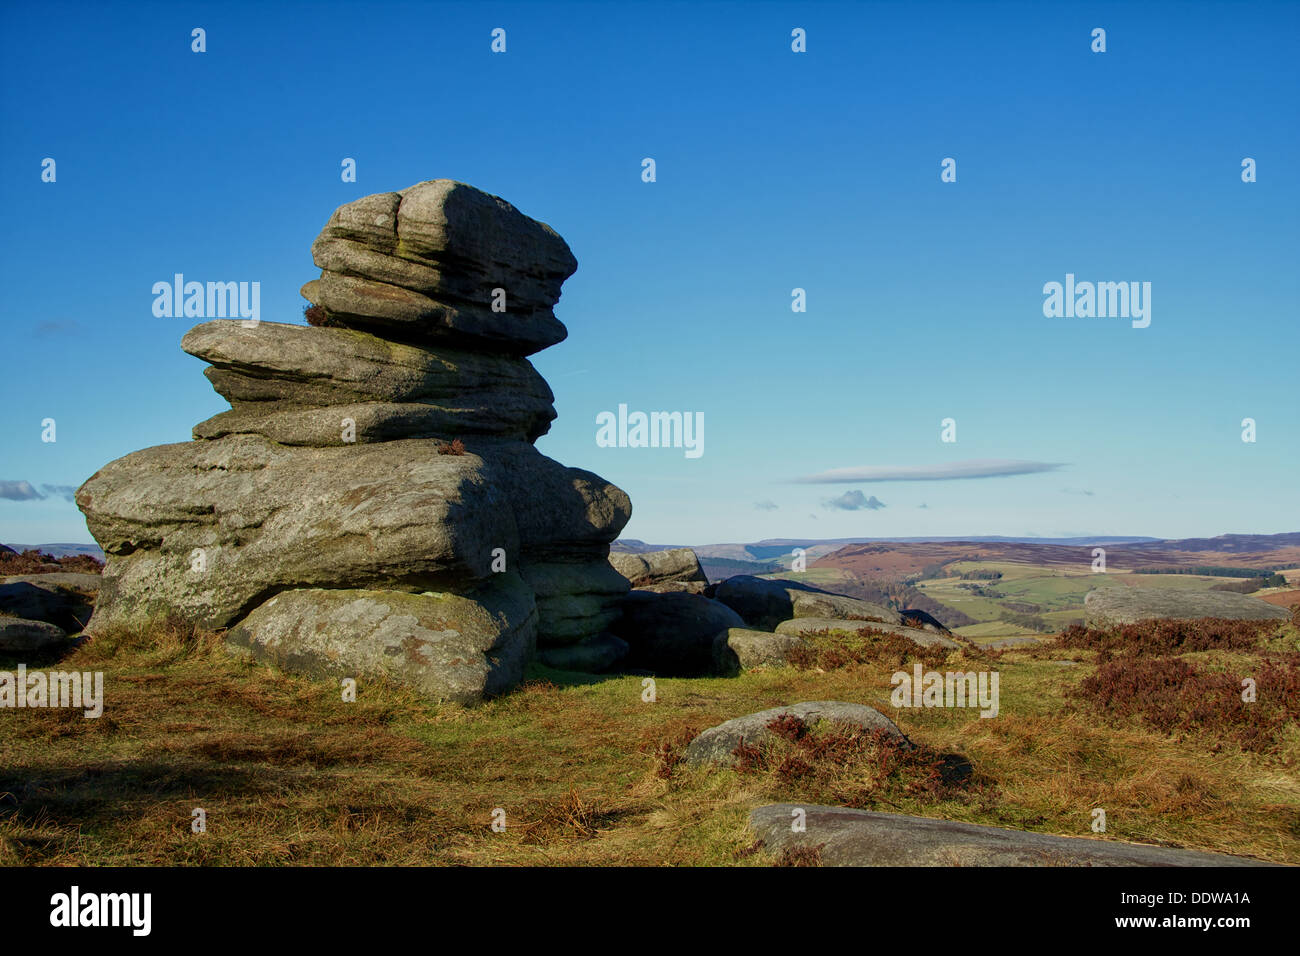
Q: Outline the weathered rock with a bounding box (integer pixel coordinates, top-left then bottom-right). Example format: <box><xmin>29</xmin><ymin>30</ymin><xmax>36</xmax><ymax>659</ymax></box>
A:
<box><xmin>226</xmin><ymin>573</ymin><xmax>536</xmax><ymax>704</ymax></box>
<box><xmin>481</xmin><ymin>440</ymin><xmax>631</xmax><ymax>562</ymax></box>
<box><xmin>748</xmin><ymin>805</ymin><xmax>1279</xmax><ymax>867</ymax></box>
<box><xmin>790</xmin><ymin>591</ymin><xmax>901</xmax><ymax>625</ymax></box>
<box><xmin>608</xmin><ymin>548</ymin><xmax>707</xmax><ymax>588</ymax></box>
<box><xmin>1084</xmin><ymin>587</ymin><xmax>1289</xmax><ymax>625</ymax></box>
<box><xmin>78</xmin><ymin>436</ymin><xmax>517</xmax><ymax>632</ymax></box>
<box><xmin>712</xmin><ymin>627</ymin><xmax>807</xmax><ymax>674</ymax></box>
<box><xmin>613</xmin><ymin>591</ymin><xmax>745</xmax><ymax>675</ymax></box>
<box><xmin>635</xmin><ymin>580</ymin><xmax>708</xmax><ymax>595</ymax></box>
<box><xmin>0</xmin><ymin>578</ymin><xmax>95</xmax><ymax>634</ymax></box>
<box><xmin>0</xmin><ymin>615</ymin><xmax>68</xmax><ymax>653</ymax></box>
<box><xmin>518</xmin><ymin>560</ymin><xmax>629</xmax><ymax>646</ymax></box>
<box><xmin>76</xmin><ymin>179</ymin><xmax>631</xmax><ymax>705</ymax></box>
<box><xmin>305</xmin><ymin>180</ymin><xmax>576</xmax><ymax>354</ymax></box>
<box><xmin>685</xmin><ymin>702</ymin><xmax>908</xmax><ymax>767</ymax></box>
<box><xmin>537</xmin><ymin>632</ymin><xmax>629</xmax><ymax>673</ymax></box>
<box><xmin>714</xmin><ymin>576</ymin><xmax>903</xmax><ymax>631</ymax></box>
<box><xmin>774</xmin><ymin>617</ymin><xmax>961</xmax><ymax>649</ymax></box>
<box><xmin>183</xmin><ymin>320</ymin><xmax>556</xmax><ymax>442</ymax></box>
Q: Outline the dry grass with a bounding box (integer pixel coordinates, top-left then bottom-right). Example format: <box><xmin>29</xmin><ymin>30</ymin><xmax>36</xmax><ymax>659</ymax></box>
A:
<box><xmin>1</xmin><ymin>616</ymin><xmax>1297</xmax><ymax>866</ymax></box>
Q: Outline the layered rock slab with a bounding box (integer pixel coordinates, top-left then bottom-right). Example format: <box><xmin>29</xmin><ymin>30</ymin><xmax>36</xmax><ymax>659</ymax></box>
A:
<box><xmin>304</xmin><ymin>180</ymin><xmax>577</xmax><ymax>354</ymax></box>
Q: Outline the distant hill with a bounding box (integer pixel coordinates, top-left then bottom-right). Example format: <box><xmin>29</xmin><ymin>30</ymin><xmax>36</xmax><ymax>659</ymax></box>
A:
<box><xmin>3</xmin><ymin>543</ymin><xmax>105</xmax><ymax>560</ymax></box>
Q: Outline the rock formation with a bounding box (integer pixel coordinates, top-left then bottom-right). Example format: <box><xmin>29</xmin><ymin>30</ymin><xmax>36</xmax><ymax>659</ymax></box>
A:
<box><xmin>76</xmin><ymin>180</ymin><xmax>632</xmax><ymax>703</ymax></box>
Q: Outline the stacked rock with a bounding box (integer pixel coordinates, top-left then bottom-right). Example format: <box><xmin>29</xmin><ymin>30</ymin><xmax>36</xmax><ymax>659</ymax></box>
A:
<box><xmin>77</xmin><ymin>180</ymin><xmax>632</xmax><ymax>703</ymax></box>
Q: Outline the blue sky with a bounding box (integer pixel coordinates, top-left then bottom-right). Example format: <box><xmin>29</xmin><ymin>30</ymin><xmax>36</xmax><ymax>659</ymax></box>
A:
<box><xmin>2</xmin><ymin>0</ymin><xmax>1297</xmax><ymax>546</ymax></box>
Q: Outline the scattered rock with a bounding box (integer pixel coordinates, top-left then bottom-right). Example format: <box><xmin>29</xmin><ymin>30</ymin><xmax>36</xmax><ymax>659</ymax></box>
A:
<box><xmin>1084</xmin><ymin>587</ymin><xmax>1289</xmax><ymax>625</ymax></box>
<box><xmin>685</xmin><ymin>701</ymin><xmax>908</xmax><ymax>767</ymax></box>
<box><xmin>774</xmin><ymin>617</ymin><xmax>961</xmax><ymax>649</ymax></box>
<box><xmin>712</xmin><ymin>627</ymin><xmax>807</xmax><ymax>674</ymax></box>
<box><xmin>748</xmin><ymin>804</ymin><xmax>1279</xmax><ymax>867</ymax></box>
<box><xmin>0</xmin><ymin>615</ymin><xmax>68</xmax><ymax>653</ymax></box>
<box><xmin>613</xmin><ymin>591</ymin><xmax>744</xmax><ymax>675</ymax></box>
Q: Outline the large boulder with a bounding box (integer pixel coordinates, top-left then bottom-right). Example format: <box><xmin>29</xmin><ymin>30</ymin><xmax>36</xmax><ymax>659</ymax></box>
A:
<box><xmin>749</xmin><ymin>805</ymin><xmax>1279</xmax><ymax>867</ymax></box>
<box><xmin>78</xmin><ymin>436</ymin><xmax>515</xmax><ymax>632</ymax></box>
<box><xmin>608</xmin><ymin>548</ymin><xmax>707</xmax><ymax>588</ymax></box>
<box><xmin>226</xmin><ymin>573</ymin><xmax>537</xmax><ymax>704</ymax></box>
<box><xmin>714</xmin><ymin>576</ymin><xmax>902</xmax><ymax>631</ymax></box>
<box><xmin>1084</xmin><ymin>587</ymin><xmax>1289</xmax><ymax>625</ymax></box>
<box><xmin>613</xmin><ymin>591</ymin><xmax>744</xmax><ymax>675</ymax></box>
<box><xmin>684</xmin><ymin>702</ymin><xmax>908</xmax><ymax>767</ymax></box>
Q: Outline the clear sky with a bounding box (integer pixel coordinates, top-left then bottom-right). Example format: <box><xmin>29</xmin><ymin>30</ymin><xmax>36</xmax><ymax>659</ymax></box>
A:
<box><xmin>2</xmin><ymin>0</ymin><xmax>1297</xmax><ymax>546</ymax></box>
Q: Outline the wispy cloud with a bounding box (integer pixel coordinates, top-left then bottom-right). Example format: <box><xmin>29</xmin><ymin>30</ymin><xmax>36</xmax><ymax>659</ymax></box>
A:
<box><xmin>823</xmin><ymin>490</ymin><xmax>886</xmax><ymax>511</ymax></box>
<box><xmin>1063</xmin><ymin>487</ymin><xmax>1094</xmax><ymax>496</ymax></box>
<box><xmin>754</xmin><ymin>499</ymin><xmax>779</xmax><ymax>511</ymax></box>
<box><xmin>792</xmin><ymin>459</ymin><xmax>1065</xmax><ymax>484</ymax></box>
<box><xmin>0</xmin><ymin>480</ymin><xmax>44</xmax><ymax>501</ymax></box>
<box><xmin>0</xmin><ymin>481</ymin><xmax>78</xmax><ymax>502</ymax></box>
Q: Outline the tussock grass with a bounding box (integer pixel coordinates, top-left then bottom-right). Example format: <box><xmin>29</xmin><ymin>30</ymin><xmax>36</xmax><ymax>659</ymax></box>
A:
<box><xmin>1</xmin><ymin>616</ymin><xmax>1297</xmax><ymax>865</ymax></box>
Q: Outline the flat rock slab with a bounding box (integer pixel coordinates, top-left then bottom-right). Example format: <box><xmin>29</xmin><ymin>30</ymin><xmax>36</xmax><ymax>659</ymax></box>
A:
<box><xmin>1085</xmin><ymin>587</ymin><xmax>1289</xmax><ymax>625</ymax></box>
<box><xmin>749</xmin><ymin>804</ymin><xmax>1280</xmax><ymax>867</ymax></box>
<box><xmin>608</xmin><ymin>548</ymin><xmax>707</xmax><ymax>588</ymax></box>
<box><xmin>775</xmin><ymin>617</ymin><xmax>961</xmax><ymax>649</ymax></box>
<box><xmin>685</xmin><ymin>701</ymin><xmax>907</xmax><ymax>767</ymax></box>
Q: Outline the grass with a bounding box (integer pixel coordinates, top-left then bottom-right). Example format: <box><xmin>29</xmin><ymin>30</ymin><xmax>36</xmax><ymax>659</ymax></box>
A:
<box><xmin>2</xmin><ymin>616</ymin><xmax>1298</xmax><ymax>866</ymax></box>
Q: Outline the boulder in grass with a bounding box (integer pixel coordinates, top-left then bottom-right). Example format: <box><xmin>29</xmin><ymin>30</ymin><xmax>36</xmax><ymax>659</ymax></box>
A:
<box><xmin>684</xmin><ymin>701</ymin><xmax>908</xmax><ymax>767</ymax></box>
